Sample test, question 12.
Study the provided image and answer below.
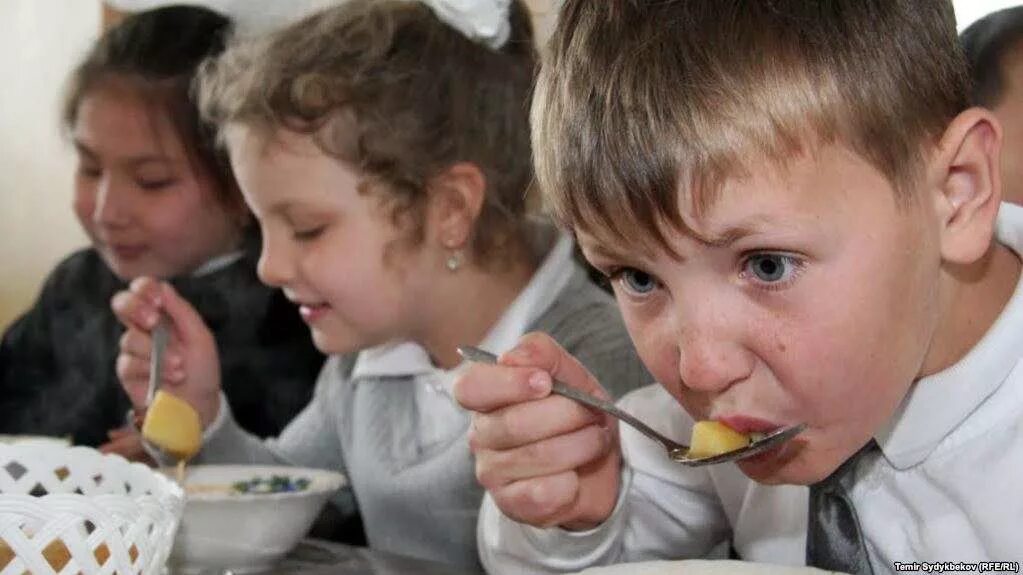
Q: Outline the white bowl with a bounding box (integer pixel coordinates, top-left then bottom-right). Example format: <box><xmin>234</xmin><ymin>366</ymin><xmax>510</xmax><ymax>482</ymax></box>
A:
<box><xmin>166</xmin><ymin>464</ymin><xmax>346</xmax><ymax>574</ymax></box>
<box><xmin>0</xmin><ymin>445</ymin><xmax>183</xmax><ymax>575</ymax></box>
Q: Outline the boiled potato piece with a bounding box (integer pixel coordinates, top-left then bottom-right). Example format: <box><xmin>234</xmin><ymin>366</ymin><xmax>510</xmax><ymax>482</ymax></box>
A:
<box><xmin>142</xmin><ymin>390</ymin><xmax>202</xmax><ymax>460</ymax></box>
<box><xmin>688</xmin><ymin>421</ymin><xmax>750</xmax><ymax>459</ymax></box>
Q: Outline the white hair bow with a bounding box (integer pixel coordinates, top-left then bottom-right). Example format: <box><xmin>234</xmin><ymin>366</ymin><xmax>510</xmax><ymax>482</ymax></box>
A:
<box><xmin>418</xmin><ymin>0</ymin><xmax>513</xmax><ymax>50</ymax></box>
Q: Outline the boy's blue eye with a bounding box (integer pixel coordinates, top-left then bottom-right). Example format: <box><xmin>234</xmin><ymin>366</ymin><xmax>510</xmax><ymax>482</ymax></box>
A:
<box><xmin>744</xmin><ymin>254</ymin><xmax>797</xmax><ymax>283</ymax></box>
<box><xmin>619</xmin><ymin>268</ymin><xmax>658</xmax><ymax>294</ymax></box>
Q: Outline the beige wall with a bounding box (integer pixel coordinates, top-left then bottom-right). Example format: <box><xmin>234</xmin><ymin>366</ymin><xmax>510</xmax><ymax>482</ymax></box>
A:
<box><xmin>0</xmin><ymin>1</ymin><xmax>99</xmax><ymax>330</ymax></box>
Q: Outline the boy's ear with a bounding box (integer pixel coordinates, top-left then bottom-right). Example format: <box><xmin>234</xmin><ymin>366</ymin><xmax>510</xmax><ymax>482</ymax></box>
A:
<box><xmin>932</xmin><ymin>108</ymin><xmax>1003</xmax><ymax>265</ymax></box>
<box><xmin>427</xmin><ymin>162</ymin><xmax>487</xmax><ymax>250</ymax></box>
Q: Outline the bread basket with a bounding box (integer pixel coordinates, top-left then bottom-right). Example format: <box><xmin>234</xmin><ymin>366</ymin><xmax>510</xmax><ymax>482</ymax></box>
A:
<box><xmin>0</xmin><ymin>445</ymin><xmax>183</xmax><ymax>574</ymax></box>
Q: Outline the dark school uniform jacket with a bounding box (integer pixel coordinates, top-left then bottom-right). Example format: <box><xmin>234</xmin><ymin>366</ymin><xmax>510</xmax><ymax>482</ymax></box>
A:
<box><xmin>0</xmin><ymin>235</ymin><xmax>324</xmax><ymax>446</ymax></box>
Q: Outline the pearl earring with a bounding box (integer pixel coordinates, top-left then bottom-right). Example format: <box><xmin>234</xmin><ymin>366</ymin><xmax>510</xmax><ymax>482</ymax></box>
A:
<box><xmin>446</xmin><ymin>250</ymin><xmax>464</xmax><ymax>272</ymax></box>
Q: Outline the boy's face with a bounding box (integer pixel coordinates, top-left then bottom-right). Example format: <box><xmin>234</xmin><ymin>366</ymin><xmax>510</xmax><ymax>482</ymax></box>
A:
<box><xmin>225</xmin><ymin>126</ymin><xmax>436</xmax><ymax>355</ymax></box>
<box><xmin>580</xmin><ymin>144</ymin><xmax>946</xmax><ymax>485</ymax></box>
<box><xmin>73</xmin><ymin>79</ymin><xmax>242</xmax><ymax>280</ymax></box>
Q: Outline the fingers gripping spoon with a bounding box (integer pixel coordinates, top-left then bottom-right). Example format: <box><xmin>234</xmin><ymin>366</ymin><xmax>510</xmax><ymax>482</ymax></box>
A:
<box><xmin>457</xmin><ymin>346</ymin><xmax>806</xmax><ymax>467</ymax></box>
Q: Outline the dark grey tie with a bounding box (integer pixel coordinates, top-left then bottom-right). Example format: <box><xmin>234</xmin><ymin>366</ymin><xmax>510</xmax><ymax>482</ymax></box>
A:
<box><xmin>806</xmin><ymin>441</ymin><xmax>877</xmax><ymax>574</ymax></box>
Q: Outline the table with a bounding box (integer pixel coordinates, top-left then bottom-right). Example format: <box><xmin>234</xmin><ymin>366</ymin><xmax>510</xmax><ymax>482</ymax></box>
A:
<box><xmin>242</xmin><ymin>539</ymin><xmax>485</xmax><ymax>575</ymax></box>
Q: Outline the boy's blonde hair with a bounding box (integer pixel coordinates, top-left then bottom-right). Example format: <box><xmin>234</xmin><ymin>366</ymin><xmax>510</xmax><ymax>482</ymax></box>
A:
<box><xmin>533</xmin><ymin>1</ymin><xmax>970</xmax><ymax>252</ymax></box>
<box><xmin>198</xmin><ymin>0</ymin><xmax>537</xmax><ymax>262</ymax></box>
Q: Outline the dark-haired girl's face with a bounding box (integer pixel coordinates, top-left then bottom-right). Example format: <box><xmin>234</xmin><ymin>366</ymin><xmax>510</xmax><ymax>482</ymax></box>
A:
<box><xmin>72</xmin><ymin>79</ymin><xmax>243</xmax><ymax>280</ymax></box>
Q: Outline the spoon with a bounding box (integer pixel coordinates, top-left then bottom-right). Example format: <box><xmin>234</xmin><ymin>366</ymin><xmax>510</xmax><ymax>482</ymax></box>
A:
<box><xmin>457</xmin><ymin>346</ymin><xmax>806</xmax><ymax>467</ymax></box>
<box><xmin>136</xmin><ymin>317</ymin><xmax>176</xmax><ymax>461</ymax></box>
<box><xmin>146</xmin><ymin>317</ymin><xmax>170</xmax><ymax>407</ymax></box>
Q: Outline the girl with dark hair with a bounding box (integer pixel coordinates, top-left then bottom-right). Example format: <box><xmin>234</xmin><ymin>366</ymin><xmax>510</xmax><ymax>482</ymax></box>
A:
<box><xmin>0</xmin><ymin>5</ymin><xmax>323</xmax><ymax>460</ymax></box>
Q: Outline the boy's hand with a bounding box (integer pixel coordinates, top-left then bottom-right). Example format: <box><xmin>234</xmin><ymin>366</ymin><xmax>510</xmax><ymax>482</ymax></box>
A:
<box><xmin>111</xmin><ymin>277</ymin><xmax>221</xmax><ymax>428</ymax></box>
<box><xmin>453</xmin><ymin>332</ymin><xmax>622</xmax><ymax>530</ymax></box>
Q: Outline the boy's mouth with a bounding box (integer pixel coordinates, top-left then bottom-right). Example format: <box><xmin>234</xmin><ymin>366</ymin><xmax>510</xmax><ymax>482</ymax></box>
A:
<box><xmin>714</xmin><ymin>415</ymin><xmax>786</xmax><ymax>436</ymax></box>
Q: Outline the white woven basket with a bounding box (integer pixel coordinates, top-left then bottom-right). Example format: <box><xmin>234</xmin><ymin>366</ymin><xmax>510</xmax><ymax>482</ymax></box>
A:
<box><xmin>0</xmin><ymin>445</ymin><xmax>183</xmax><ymax>575</ymax></box>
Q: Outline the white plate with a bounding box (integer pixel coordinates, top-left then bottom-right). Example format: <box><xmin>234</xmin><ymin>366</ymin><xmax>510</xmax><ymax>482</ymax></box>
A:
<box><xmin>576</xmin><ymin>559</ymin><xmax>844</xmax><ymax>575</ymax></box>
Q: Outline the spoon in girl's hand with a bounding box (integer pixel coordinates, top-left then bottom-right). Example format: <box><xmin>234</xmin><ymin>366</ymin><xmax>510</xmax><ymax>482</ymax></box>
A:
<box><xmin>146</xmin><ymin>316</ymin><xmax>169</xmax><ymax>408</ymax></box>
<box><xmin>135</xmin><ymin>316</ymin><xmax>175</xmax><ymax>461</ymax></box>
<box><xmin>138</xmin><ymin>317</ymin><xmax>203</xmax><ymax>463</ymax></box>
<box><xmin>457</xmin><ymin>346</ymin><xmax>806</xmax><ymax>467</ymax></box>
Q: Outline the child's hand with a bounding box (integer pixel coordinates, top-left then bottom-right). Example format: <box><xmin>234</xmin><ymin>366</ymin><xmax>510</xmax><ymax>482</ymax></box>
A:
<box><xmin>98</xmin><ymin>424</ymin><xmax>156</xmax><ymax>466</ymax></box>
<box><xmin>111</xmin><ymin>277</ymin><xmax>222</xmax><ymax>428</ymax></box>
<box><xmin>453</xmin><ymin>333</ymin><xmax>622</xmax><ymax>531</ymax></box>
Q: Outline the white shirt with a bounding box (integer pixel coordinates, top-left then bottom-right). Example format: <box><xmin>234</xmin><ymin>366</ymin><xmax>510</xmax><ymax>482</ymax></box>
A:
<box><xmin>479</xmin><ymin>203</ymin><xmax>1023</xmax><ymax>574</ymax></box>
<box><xmin>191</xmin><ymin>249</ymin><xmax>244</xmax><ymax>277</ymax></box>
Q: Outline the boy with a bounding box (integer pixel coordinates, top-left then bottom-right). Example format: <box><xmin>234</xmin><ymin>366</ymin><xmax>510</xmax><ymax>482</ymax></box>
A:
<box><xmin>962</xmin><ymin>6</ymin><xmax>1023</xmax><ymax>206</ymax></box>
<box><xmin>454</xmin><ymin>1</ymin><xmax>1023</xmax><ymax>573</ymax></box>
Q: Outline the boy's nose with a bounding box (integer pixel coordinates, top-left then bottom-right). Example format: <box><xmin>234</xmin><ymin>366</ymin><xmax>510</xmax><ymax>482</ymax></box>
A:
<box><xmin>672</xmin><ymin>304</ymin><xmax>755</xmax><ymax>394</ymax></box>
<box><xmin>677</xmin><ymin>336</ymin><xmax>755</xmax><ymax>394</ymax></box>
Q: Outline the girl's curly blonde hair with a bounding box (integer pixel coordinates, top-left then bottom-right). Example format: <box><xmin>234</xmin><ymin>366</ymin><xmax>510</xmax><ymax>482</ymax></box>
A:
<box><xmin>198</xmin><ymin>0</ymin><xmax>538</xmax><ymax>263</ymax></box>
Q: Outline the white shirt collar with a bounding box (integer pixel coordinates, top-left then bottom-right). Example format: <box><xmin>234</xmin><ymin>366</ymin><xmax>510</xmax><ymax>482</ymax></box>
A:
<box><xmin>876</xmin><ymin>202</ymin><xmax>1023</xmax><ymax>469</ymax></box>
<box><xmin>191</xmin><ymin>250</ymin><xmax>245</xmax><ymax>277</ymax></box>
<box><xmin>349</xmin><ymin>222</ymin><xmax>578</xmax><ymax>394</ymax></box>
